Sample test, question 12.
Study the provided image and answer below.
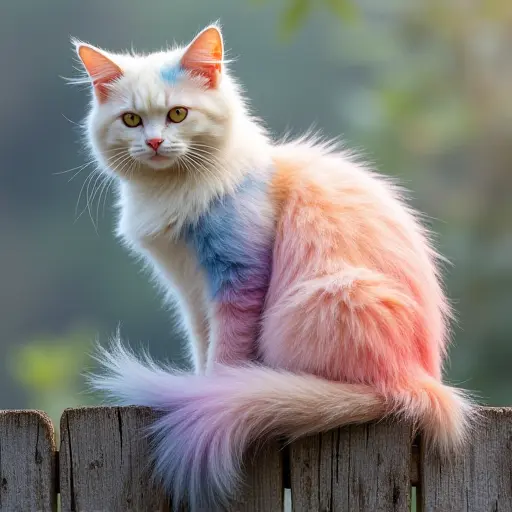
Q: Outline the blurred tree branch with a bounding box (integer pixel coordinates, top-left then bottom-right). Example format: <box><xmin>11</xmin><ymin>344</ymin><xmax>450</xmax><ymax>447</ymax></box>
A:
<box><xmin>252</xmin><ymin>0</ymin><xmax>358</xmax><ymax>36</ymax></box>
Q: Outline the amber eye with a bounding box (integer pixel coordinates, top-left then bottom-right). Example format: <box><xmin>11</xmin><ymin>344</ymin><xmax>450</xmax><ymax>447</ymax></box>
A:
<box><xmin>122</xmin><ymin>112</ymin><xmax>142</xmax><ymax>128</ymax></box>
<box><xmin>168</xmin><ymin>107</ymin><xmax>188</xmax><ymax>123</ymax></box>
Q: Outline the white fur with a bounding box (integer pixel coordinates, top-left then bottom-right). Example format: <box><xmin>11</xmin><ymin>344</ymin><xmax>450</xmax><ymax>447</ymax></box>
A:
<box><xmin>76</xmin><ymin>26</ymin><xmax>272</xmax><ymax>372</ymax></box>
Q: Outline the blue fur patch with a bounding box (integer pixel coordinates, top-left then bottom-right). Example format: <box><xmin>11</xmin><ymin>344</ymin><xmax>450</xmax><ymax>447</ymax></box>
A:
<box><xmin>183</xmin><ymin>175</ymin><xmax>274</xmax><ymax>299</ymax></box>
<box><xmin>161</xmin><ymin>64</ymin><xmax>184</xmax><ymax>84</ymax></box>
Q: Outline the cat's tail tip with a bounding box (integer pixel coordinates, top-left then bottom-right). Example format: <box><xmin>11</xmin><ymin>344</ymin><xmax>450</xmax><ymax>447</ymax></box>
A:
<box><xmin>398</xmin><ymin>377</ymin><xmax>480</xmax><ymax>456</ymax></box>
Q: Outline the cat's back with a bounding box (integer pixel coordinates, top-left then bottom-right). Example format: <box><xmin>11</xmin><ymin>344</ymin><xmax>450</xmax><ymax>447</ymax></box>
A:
<box><xmin>268</xmin><ymin>136</ymin><xmax>445</xmax><ymax>318</ymax></box>
<box><xmin>265</xmin><ymin>137</ymin><xmax>449</xmax><ymax>373</ymax></box>
<box><xmin>270</xmin><ymin>137</ymin><xmax>416</xmax><ymax>236</ymax></box>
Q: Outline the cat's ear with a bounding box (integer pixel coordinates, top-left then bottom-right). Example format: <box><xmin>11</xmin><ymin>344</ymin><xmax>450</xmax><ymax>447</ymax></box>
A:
<box><xmin>75</xmin><ymin>42</ymin><xmax>123</xmax><ymax>103</ymax></box>
<box><xmin>180</xmin><ymin>25</ymin><xmax>224</xmax><ymax>88</ymax></box>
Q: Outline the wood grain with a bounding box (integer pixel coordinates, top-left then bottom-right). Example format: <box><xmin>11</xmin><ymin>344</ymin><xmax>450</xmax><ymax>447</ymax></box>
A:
<box><xmin>0</xmin><ymin>410</ymin><xmax>56</xmax><ymax>511</ymax></box>
<box><xmin>59</xmin><ymin>406</ymin><xmax>169</xmax><ymax>512</ymax></box>
<box><xmin>290</xmin><ymin>421</ymin><xmax>412</xmax><ymax>512</ymax></box>
<box><xmin>420</xmin><ymin>407</ymin><xmax>512</xmax><ymax>512</ymax></box>
<box><xmin>229</xmin><ymin>441</ymin><xmax>284</xmax><ymax>511</ymax></box>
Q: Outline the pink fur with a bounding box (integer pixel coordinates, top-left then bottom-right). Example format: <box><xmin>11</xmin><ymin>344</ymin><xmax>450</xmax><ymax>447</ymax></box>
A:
<box><xmin>91</xmin><ymin>141</ymin><xmax>475</xmax><ymax>509</ymax></box>
<box><xmin>209</xmin><ymin>290</ymin><xmax>266</xmax><ymax>366</ymax></box>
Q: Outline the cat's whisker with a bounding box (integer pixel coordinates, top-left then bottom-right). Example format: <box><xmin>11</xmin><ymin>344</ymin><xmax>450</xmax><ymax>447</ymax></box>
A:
<box><xmin>96</xmin><ymin>173</ymin><xmax>117</xmax><ymax>225</ymax></box>
<box><xmin>115</xmin><ymin>155</ymin><xmax>133</xmax><ymax>177</ymax></box>
<box><xmin>57</xmin><ymin>148</ymin><xmax>128</xmax><ymax>186</ymax></box>
<box><xmin>188</xmin><ymin>142</ymin><xmax>223</xmax><ymax>153</ymax></box>
<box><xmin>93</xmin><ymin>155</ymin><xmax>128</xmax><ymax>223</ymax></box>
<box><xmin>188</xmin><ymin>151</ymin><xmax>221</xmax><ymax>164</ymax></box>
<box><xmin>106</xmin><ymin>152</ymin><xmax>132</xmax><ymax>169</ymax></box>
<box><xmin>74</xmin><ymin>151</ymin><xmax>130</xmax><ymax>228</ymax></box>
<box><xmin>188</xmin><ymin>156</ymin><xmax>223</xmax><ymax>176</ymax></box>
<box><xmin>54</xmin><ymin>160</ymin><xmax>94</xmax><ymax>176</ymax></box>
<box><xmin>123</xmin><ymin>158</ymin><xmax>139</xmax><ymax>182</ymax></box>
<box><xmin>187</xmin><ymin>157</ymin><xmax>219</xmax><ymax>182</ymax></box>
<box><xmin>188</xmin><ymin>145</ymin><xmax>224</xmax><ymax>159</ymax></box>
<box><xmin>133</xmin><ymin>161</ymin><xmax>141</xmax><ymax>180</ymax></box>
<box><xmin>91</xmin><ymin>173</ymin><xmax>114</xmax><ymax>229</ymax></box>
<box><xmin>85</xmin><ymin>171</ymin><xmax>105</xmax><ymax>232</ymax></box>
<box><xmin>186</xmin><ymin>151</ymin><xmax>228</xmax><ymax>179</ymax></box>
<box><xmin>61</xmin><ymin>113</ymin><xmax>82</xmax><ymax>127</ymax></box>
<box><xmin>176</xmin><ymin>154</ymin><xmax>199</xmax><ymax>181</ymax></box>
<box><xmin>95</xmin><ymin>172</ymin><xmax>117</xmax><ymax>220</ymax></box>
<box><xmin>89</xmin><ymin>157</ymin><xmax>129</xmax><ymax>229</ymax></box>
<box><xmin>188</xmin><ymin>150</ymin><xmax>222</xmax><ymax>163</ymax></box>
<box><xmin>94</xmin><ymin>177</ymin><xmax>109</xmax><ymax>225</ymax></box>
<box><xmin>187</xmin><ymin>144</ymin><xmax>223</xmax><ymax>160</ymax></box>
<box><xmin>110</xmin><ymin>153</ymin><xmax>135</xmax><ymax>179</ymax></box>
<box><xmin>179</xmin><ymin>153</ymin><xmax>207</xmax><ymax>180</ymax></box>
<box><xmin>101</xmin><ymin>177</ymin><xmax>116</xmax><ymax>217</ymax></box>
<box><xmin>103</xmin><ymin>147</ymin><xmax>129</xmax><ymax>152</ymax></box>
<box><xmin>186</xmin><ymin>158</ymin><xmax>221</xmax><ymax>184</ymax></box>
<box><xmin>183</xmin><ymin>148</ymin><xmax>215</xmax><ymax>166</ymax></box>
<box><xmin>68</xmin><ymin>166</ymin><xmax>91</xmax><ymax>182</ymax></box>
<box><xmin>74</xmin><ymin>169</ymin><xmax>98</xmax><ymax>221</ymax></box>
<box><xmin>181</xmin><ymin>153</ymin><xmax>224</xmax><ymax>188</ymax></box>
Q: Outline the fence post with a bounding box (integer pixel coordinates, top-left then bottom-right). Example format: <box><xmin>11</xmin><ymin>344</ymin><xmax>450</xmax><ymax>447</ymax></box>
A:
<box><xmin>59</xmin><ymin>406</ymin><xmax>168</xmax><ymax>512</ymax></box>
<box><xmin>59</xmin><ymin>406</ymin><xmax>285</xmax><ymax>511</ymax></box>
<box><xmin>0</xmin><ymin>410</ymin><xmax>56</xmax><ymax>511</ymax></box>
<box><xmin>289</xmin><ymin>421</ymin><xmax>413</xmax><ymax>511</ymax></box>
<box><xmin>1</xmin><ymin>405</ymin><xmax>510</xmax><ymax>511</ymax></box>
<box><xmin>420</xmin><ymin>407</ymin><xmax>512</xmax><ymax>512</ymax></box>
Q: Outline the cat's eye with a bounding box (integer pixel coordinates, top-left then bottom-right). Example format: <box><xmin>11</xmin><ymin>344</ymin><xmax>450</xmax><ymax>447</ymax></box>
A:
<box><xmin>168</xmin><ymin>107</ymin><xmax>188</xmax><ymax>123</ymax></box>
<box><xmin>122</xmin><ymin>112</ymin><xmax>142</xmax><ymax>128</ymax></box>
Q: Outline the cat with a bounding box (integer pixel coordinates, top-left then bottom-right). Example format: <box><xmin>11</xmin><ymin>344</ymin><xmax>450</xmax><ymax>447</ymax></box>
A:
<box><xmin>73</xmin><ymin>23</ymin><xmax>476</xmax><ymax>510</ymax></box>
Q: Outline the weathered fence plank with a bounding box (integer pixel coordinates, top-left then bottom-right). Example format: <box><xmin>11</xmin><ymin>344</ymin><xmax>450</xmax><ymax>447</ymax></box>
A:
<box><xmin>60</xmin><ymin>406</ymin><xmax>169</xmax><ymax>512</ymax></box>
<box><xmin>230</xmin><ymin>441</ymin><xmax>284</xmax><ymax>511</ymax></box>
<box><xmin>0</xmin><ymin>410</ymin><xmax>56</xmax><ymax>511</ymax></box>
<box><xmin>0</xmin><ymin>404</ymin><xmax>510</xmax><ymax>511</ymax></box>
<box><xmin>59</xmin><ymin>407</ymin><xmax>284</xmax><ymax>511</ymax></box>
<box><xmin>420</xmin><ymin>407</ymin><xmax>512</xmax><ymax>512</ymax></box>
<box><xmin>290</xmin><ymin>421</ymin><xmax>412</xmax><ymax>512</ymax></box>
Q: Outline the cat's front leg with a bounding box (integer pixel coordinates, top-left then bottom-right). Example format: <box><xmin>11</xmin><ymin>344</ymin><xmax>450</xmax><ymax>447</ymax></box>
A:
<box><xmin>136</xmin><ymin>235</ymin><xmax>210</xmax><ymax>374</ymax></box>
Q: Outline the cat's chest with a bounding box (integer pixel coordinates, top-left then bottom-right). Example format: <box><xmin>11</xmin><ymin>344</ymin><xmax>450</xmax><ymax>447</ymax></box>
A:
<box><xmin>116</xmin><ymin>180</ymin><xmax>211</xmax><ymax>245</ymax></box>
<box><xmin>183</xmin><ymin>177</ymin><xmax>276</xmax><ymax>298</ymax></box>
<box><xmin>118</xmin><ymin>174</ymin><xmax>276</xmax><ymax>299</ymax></box>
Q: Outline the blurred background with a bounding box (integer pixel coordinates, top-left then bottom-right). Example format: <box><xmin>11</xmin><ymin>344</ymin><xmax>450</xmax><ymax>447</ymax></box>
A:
<box><xmin>1</xmin><ymin>0</ymin><xmax>511</xmax><ymax>432</ymax></box>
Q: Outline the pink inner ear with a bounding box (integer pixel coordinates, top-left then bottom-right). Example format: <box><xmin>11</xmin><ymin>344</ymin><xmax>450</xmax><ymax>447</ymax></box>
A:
<box><xmin>78</xmin><ymin>45</ymin><xmax>123</xmax><ymax>102</ymax></box>
<box><xmin>180</xmin><ymin>27</ymin><xmax>223</xmax><ymax>88</ymax></box>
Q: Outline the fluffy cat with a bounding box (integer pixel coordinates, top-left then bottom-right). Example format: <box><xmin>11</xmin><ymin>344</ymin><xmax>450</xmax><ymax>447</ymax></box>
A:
<box><xmin>73</xmin><ymin>24</ymin><xmax>475</xmax><ymax>510</ymax></box>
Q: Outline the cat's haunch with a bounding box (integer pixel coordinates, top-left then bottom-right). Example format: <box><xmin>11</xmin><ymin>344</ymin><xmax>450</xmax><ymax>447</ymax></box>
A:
<box><xmin>73</xmin><ymin>23</ymin><xmax>476</xmax><ymax>511</ymax></box>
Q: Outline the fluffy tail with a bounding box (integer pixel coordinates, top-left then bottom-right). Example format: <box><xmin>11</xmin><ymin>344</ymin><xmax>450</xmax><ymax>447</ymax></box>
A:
<box><xmin>90</xmin><ymin>339</ymin><xmax>474</xmax><ymax>510</ymax></box>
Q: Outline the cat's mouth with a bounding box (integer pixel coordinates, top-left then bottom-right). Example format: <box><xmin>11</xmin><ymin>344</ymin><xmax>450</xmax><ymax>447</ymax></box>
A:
<box><xmin>150</xmin><ymin>154</ymin><xmax>171</xmax><ymax>162</ymax></box>
<box><xmin>138</xmin><ymin>152</ymin><xmax>180</xmax><ymax>171</ymax></box>
<box><xmin>126</xmin><ymin>148</ymin><xmax>184</xmax><ymax>170</ymax></box>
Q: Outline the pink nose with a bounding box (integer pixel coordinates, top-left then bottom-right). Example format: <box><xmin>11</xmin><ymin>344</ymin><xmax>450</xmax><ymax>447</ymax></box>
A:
<box><xmin>146</xmin><ymin>138</ymin><xmax>164</xmax><ymax>151</ymax></box>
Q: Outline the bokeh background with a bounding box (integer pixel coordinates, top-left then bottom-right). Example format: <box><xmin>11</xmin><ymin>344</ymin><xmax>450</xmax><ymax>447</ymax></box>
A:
<box><xmin>1</xmin><ymin>0</ymin><xmax>511</xmax><ymax>431</ymax></box>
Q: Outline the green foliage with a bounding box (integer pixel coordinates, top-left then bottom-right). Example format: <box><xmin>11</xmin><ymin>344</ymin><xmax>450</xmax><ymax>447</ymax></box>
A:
<box><xmin>323</xmin><ymin>0</ymin><xmax>358</xmax><ymax>21</ymax></box>
<box><xmin>280</xmin><ymin>0</ymin><xmax>312</xmax><ymax>35</ymax></box>
<box><xmin>254</xmin><ymin>0</ymin><xmax>357</xmax><ymax>36</ymax></box>
<box><xmin>9</xmin><ymin>329</ymin><xmax>100</xmax><ymax>433</ymax></box>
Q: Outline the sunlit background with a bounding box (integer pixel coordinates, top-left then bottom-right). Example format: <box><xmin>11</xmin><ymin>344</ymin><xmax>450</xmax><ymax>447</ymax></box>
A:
<box><xmin>1</xmin><ymin>0</ymin><xmax>511</xmax><ymax>433</ymax></box>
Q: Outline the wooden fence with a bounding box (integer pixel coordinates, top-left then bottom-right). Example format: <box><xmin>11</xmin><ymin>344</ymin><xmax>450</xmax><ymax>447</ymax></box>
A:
<box><xmin>0</xmin><ymin>406</ymin><xmax>510</xmax><ymax>511</ymax></box>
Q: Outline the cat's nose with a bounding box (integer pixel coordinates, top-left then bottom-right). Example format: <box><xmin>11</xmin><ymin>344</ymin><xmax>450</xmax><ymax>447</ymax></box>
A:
<box><xmin>146</xmin><ymin>138</ymin><xmax>164</xmax><ymax>151</ymax></box>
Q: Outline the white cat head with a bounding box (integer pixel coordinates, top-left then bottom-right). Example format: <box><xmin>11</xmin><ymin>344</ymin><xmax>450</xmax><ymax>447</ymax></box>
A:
<box><xmin>74</xmin><ymin>25</ymin><xmax>241</xmax><ymax>178</ymax></box>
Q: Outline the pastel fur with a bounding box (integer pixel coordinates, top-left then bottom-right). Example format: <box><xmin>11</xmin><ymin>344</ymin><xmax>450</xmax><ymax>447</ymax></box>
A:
<box><xmin>74</xmin><ymin>24</ymin><xmax>476</xmax><ymax>511</ymax></box>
